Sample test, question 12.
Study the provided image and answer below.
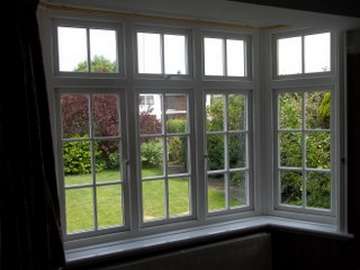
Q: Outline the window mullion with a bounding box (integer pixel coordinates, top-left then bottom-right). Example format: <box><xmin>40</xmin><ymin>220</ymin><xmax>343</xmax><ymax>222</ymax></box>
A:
<box><xmin>86</xmin><ymin>28</ymin><xmax>91</xmax><ymax>73</ymax></box>
<box><xmin>224</xmin><ymin>95</ymin><xmax>229</xmax><ymax>209</ymax></box>
<box><xmin>301</xmin><ymin>92</ymin><xmax>307</xmax><ymax>209</ymax></box>
<box><xmin>223</xmin><ymin>39</ymin><xmax>227</xmax><ymax>76</ymax></box>
<box><xmin>301</xmin><ymin>35</ymin><xmax>305</xmax><ymax>74</ymax></box>
<box><xmin>89</xmin><ymin>94</ymin><xmax>98</xmax><ymax>230</ymax></box>
<box><xmin>161</xmin><ymin>34</ymin><xmax>165</xmax><ymax>76</ymax></box>
<box><xmin>162</xmin><ymin>93</ymin><xmax>170</xmax><ymax>219</ymax></box>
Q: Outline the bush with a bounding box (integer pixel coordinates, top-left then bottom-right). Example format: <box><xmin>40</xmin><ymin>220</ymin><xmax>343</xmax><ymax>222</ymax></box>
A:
<box><xmin>168</xmin><ymin>136</ymin><xmax>187</xmax><ymax>166</ymax></box>
<box><xmin>279</xmin><ymin>91</ymin><xmax>331</xmax><ymax>208</ymax></box>
<box><xmin>207</xmin><ymin>135</ymin><xmax>224</xmax><ymax>170</ymax></box>
<box><xmin>139</xmin><ymin>111</ymin><xmax>162</xmax><ymax>134</ymax></box>
<box><xmin>141</xmin><ymin>140</ymin><xmax>163</xmax><ymax>168</ymax></box>
<box><xmin>167</xmin><ymin>119</ymin><xmax>187</xmax><ymax>166</ymax></box>
<box><xmin>63</xmin><ymin>138</ymin><xmax>106</xmax><ymax>175</ymax></box>
<box><xmin>167</xmin><ymin>118</ymin><xmax>186</xmax><ymax>133</ymax></box>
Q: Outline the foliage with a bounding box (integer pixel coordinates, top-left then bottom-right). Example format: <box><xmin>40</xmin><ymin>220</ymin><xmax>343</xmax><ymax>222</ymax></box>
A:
<box><xmin>279</xmin><ymin>93</ymin><xmax>302</xmax><ymax>129</ymax></box>
<box><xmin>207</xmin><ymin>135</ymin><xmax>224</xmax><ymax>170</ymax></box>
<box><xmin>168</xmin><ymin>136</ymin><xmax>187</xmax><ymax>167</ymax></box>
<box><xmin>61</xmin><ymin>95</ymin><xmax>89</xmax><ymax>137</ymax></box>
<box><xmin>141</xmin><ymin>140</ymin><xmax>163</xmax><ymax>168</ymax></box>
<box><xmin>167</xmin><ymin>118</ymin><xmax>187</xmax><ymax>167</ymax></box>
<box><xmin>306</xmin><ymin>132</ymin><xmax>331</xmax><ymax>169</ymax></box>
<box><xmin>206</xmin><ymin>95</ymin><xmax>246</xmax><ymax>171</ymax></box>
<box><xmin>306</xmin><ymin>172</ymin><xmax>331</xmax><ymax>209</ymax></box>
<box><xmin>279</xmin><ymin>91</ymin><xmax>331</xmax><ymax>208</ymax></box>
<box><xmin>280</xmin><ymin>171</ymin><xmax>303</xmax><ymax>206</ymax></box>
<box><xmin>63</xmin><ymin>137</ymin><xmax>106</xmax><ymax>175</ymax></box>
<box><xmin>75</xmin><ymin>55</ymin><xmax>117</xmax><ymax>73</ymax></box>
<box><xmin>139</xmin><ymin>110</ymin><xmax>162</xmax><ymax>134</ymax></box>
<box><xmin>167</xmin><ymin>118</ymin><xmax>186</xmax><ymax>133</ymax></box>
<box><xmin>319</xmin><ymin>92</ymin><xmax>331</xmax><ymax>126</ymax></box>
<box><xmin>92</xmin><ymin>95</ymin><xmax>120</xmax><ymax>137</ymax></box>
<box><xmin>306</xmin><ymin>92</ymin><xmax>331</xmax><ymax>129</ymax></box>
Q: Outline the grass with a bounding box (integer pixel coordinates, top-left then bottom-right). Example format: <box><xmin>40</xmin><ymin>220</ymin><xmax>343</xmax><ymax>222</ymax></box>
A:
<box><xmin>65</xmin><ymin>168</ymin><xmax>245</xmax><ymax>234</ymax></box>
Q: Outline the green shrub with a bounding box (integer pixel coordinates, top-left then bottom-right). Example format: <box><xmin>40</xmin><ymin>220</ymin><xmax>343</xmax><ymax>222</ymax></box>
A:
<box><xmin>63</xmin><ymin>136</ymin><xmax>105</xmax><ymax>175</ymax></box>
<box><xmin>141</xmin><ymin>140</ymin><xmax>163</xmax><ymax>168</ymax></box>
<box><xmin>208</xmin><ymin>135</ymin><xmax>224</xmax><ymax>170</ymax></box>
<box><xmin>168</xmin><ymin>136</ymin><xmax>186</xmax><ymax>165</ymax></box>
<box><xmin>167</xmin><ymin>118</ymin><xmax>186</xmax><ymax>133</ymax></box>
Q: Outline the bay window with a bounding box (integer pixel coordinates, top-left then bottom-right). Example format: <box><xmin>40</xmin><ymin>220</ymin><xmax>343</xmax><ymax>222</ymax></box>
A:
<box><xmin>41</xmin><ymin>13</ymin><xmax>344</xmax><ymax>250</ymax></box>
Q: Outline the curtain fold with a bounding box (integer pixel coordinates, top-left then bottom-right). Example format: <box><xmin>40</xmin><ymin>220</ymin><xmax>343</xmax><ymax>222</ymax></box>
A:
<box><xmin>1</xmin><ymin>1</ymin><xmax>65</xmax><ymax>269</ymax></box>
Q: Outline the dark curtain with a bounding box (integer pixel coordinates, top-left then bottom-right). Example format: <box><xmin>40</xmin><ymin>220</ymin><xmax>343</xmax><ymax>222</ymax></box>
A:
<box><xmin>0</xmin><ymin>1</ymin><xmax>65</xmax><ymax>269</ymax></box>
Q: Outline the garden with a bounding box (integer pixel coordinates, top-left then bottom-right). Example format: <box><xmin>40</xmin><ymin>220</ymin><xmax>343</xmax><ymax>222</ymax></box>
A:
<box><xmin>62</xmin><ymin>57</ymin><xmax>332</xmax><ymax>233</ymax></box>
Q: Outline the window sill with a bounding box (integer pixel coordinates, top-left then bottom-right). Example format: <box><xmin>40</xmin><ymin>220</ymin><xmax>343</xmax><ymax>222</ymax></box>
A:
<box><xmin>65</xmin><ymin>216</ymin><xmax>352</xmax><ymax>267</ymax></box>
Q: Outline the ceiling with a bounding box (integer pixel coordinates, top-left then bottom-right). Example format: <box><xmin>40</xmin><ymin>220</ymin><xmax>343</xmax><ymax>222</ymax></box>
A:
<box><xmin>228</xmin><ymin>0</ymin><xmax>360</xmax><ymax>18</ymax></box>
<box><xmin>46</xmin><ymin>0</ymin><xmax>360</xmax><ymax>29</ymax></box>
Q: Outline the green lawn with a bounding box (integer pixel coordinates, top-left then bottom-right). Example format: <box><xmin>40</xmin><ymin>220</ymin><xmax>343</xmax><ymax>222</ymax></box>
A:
<box><xmin>65</xmin><ymin>168</ymin><xmax>244</xmax><ymax>234</ymax></box>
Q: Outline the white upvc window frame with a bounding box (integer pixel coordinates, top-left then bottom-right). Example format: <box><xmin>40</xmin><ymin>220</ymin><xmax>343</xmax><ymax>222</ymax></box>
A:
<box><xmin>273</xmin><ymin>87</ymin><xmax>335</xmax><ymax>216</ymax></box>
<box><xmin>266</xmin><ymin>29</ymin><xmax>344</xmax><ymax>226</ymax></box>
<box><xmin>203</xmin><ymin>89</ymin><xmax>254</xmax><ymax>216</ymax></box>
<box><xmin>39</xmin><ymin>7</ymin><xmax>347</xmax><ymax>252</ymax></box>
<box><xmin>273</xmin><ymin>29</ymin><xmax>336</xmax><ymax>80</ymax></box>
<box><xmin>52</xmin><ymin>18</ymin><xmax>126</xmax><ymax>78</ymax></box>
<box><xmin>43</xmin><ymin>12</ymin><xmax>258</xmax><ymax>249</ymax></box>
<box><xmin>133</xmin><ymin>25</ymin><xmax>193</xmax><ymax>80</ymax></box>
<box><xmin>135</xmin><ymin>88</ymin><xmax>197</xmax><ymax>227</ymax></box>
<box><xmin>55</xmin><ymin>87</ymin><xmax>131</xmax><ymax>242</ymax></box>
<box><xmin>201</xmin><ymin>31</ymin><xmax>252</xmax><ymax>81</ymax></box>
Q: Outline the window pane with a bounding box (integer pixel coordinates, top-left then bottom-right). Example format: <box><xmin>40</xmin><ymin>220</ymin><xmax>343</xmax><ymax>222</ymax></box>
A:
<box><xmin>208</xmin><ymin>174</ymin><xmax>226</xmax><ymax>212</ymax></box>
<box><xmin>63</xmin><ymin>141</ymin><xmax>92</xmax><ymax>186</ymax></box>
<box><xmin>279</xmin><ymin>132</ymin><xmax>302</xmax><ymax>168</ymax></box>
<box><xmin>305</xmin><ymin>91</ymin><xmax>331</xmax><ymax>129</ymax></box>
<box><xmin>280</xmin><ymin>170</ymin><xmax>303</xmax><ymax>206</ymax></box>
<box><xmin>61</xmin><ymin>95</ymin><xmax>89</xmax><ymax>138</ymax></box>
<box><xmin>204</xmin><ymin>38</ymin><xmax>224</xmax><ymax>76</ymax></box>
<box><xmin>278</xmin><ymin>92</ymin><xmax>302</xmax><ymax>129</ymax></box>
<box><xmin>206</xmin><ymin>94</ymin><xmax>225</xmax><ymax>132</ymax></box>
<box><xmin>142</xmin><ymin>180</ymin><xmax>165</xmax><ymax>222</ymax></box>
<box><xmin>94</xmin><ymin>140</ymin><xmax>121</xmax><ymax>183</ymax></box>
<box><xmin>165</xmin><ymin>94</ymin><xmax>188</xmax><ymax>133</ymax></box>
<box><xmin>141</xmin><ymin>137</ymin><xmax>164</xmax><ymax>178</ymax></box>
<box><xmin>89</xmin><ymin>29</ymin><xmax>117</xmax><ymax>73</ymax></box>
<box><xmin>229</xmin><ymin>171</ymin><xmax>247</xmax><ymax>208</ymax></box>
<box><xmin>306</xmin><ymin>172</ymin><xmax>331</xmax><ymax>209</ymax></box>
<box><xmin>58</xmin><ymin>27</ymin><xmax>88</xmax><ymax>72</ymax></box>
<box><xmin>93</xmin><ymin>94</ymin><xmax>120</xmax><ymax>137</ymax></box>
<box><xmin>277</xmin><ymin>36</ymin><xmax>302</xmax><ymax>75</ymax></box>
<box><xmin>306</xmin><ymin>132</ymin><xmax>331</xmax><ymax>169</ymax></box>
<box><xmin>137</xmin><ymin>32</ymin><xmax>161</xmax><ymax>74</ymax></box>
<box><xmin>228</xmin><ymin>94</ymin><xmax>246</xmax><ymax>131</ymax></box>
<box><xmin>164</xmin><ymin>34</ymin><xmax>187</xmax><ymax>75</ymax></box>
<box><xmin>207</xmin><ymin>134</ymin><xmax>225</xmax><ymax>171</ymax></box>
<box><xmin>66</xmin><ymin>188</ymin><xmax>94</xmax><ymax>233</ymax></box>
<box><xmin>97</xmin><ymin>184</ymin><xmax>123</xmax><ymax>228</ymax></box>
<box><xmin>226</xmin><ymin>39</ymin><xmax>245</xmax><ymax>76</ymax></box>
<box><xmin>167</xmin><ymin>136</ymin><xmax>188</xmax><ymax>175</ymax></box>
<box><xmin>228</xmin><ymin>133</ymin><xmax>246</xmax><ymax>169</ymax></box>
<box><xmin>139</xmin><ymin>94</ymin><xmax>163</xmax><ymax>135</ymax></box>
<box><xmin>305</xmin><ymin>33</ymin><xmax>331</xmax><ymax>73</ymax></box>
<box><xmin>169</xmin><ymin>177</ymin><xmax>190</xmax><ymax>217</ymax></box>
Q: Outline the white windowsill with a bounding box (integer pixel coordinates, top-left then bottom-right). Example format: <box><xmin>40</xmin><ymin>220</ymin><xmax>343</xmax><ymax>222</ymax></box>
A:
<box><xmin>66</xmin><ymin>216</ymin><xmax>352</xmax><ymax>264</ymax></box>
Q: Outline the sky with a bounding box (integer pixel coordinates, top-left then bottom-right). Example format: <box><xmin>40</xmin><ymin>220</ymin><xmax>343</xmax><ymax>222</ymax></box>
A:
<box><xmin>57</xmin><ymin>26</ymin><xmax>330</xmax><ymax>76</ymax></box>
<box><xmin>58</xmin><ymin>27</ymin><xmax>117</xmax><ymax>72</ymax></box>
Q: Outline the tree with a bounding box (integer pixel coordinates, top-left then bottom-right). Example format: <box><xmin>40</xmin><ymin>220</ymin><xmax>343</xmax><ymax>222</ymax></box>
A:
<box><xmin>75</xmin><ymin>55</ymin><xmax>117</xmax><ymax>73</ymax></box>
